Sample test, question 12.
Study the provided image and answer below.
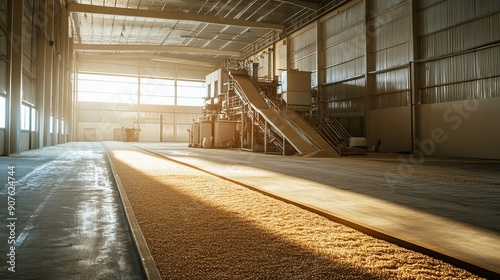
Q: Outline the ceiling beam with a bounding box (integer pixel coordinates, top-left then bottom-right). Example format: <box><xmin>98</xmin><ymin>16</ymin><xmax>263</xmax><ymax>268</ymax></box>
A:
<box><xmin>73</xmin><ymin>44</ymin><xmax>240</xmax><ymax>57</ymax></box>
<box><xmin>67</xmin><ymin>3</ymin><xmax>284</xmax><ymax>30</ymax></box>
<box><xmin>275</xmin><ymin>0</ymin><xmax>320</xmax><ymax>10</ymax></box>
<box><xmin>151</xmin><ymin>56</ymin><xmax>217</xmax><ymax>68</ymax></box>
<box><xmin>76</xmin><ymin>53</ymin><xmax>218</xmax><ymax>67</ymax></box>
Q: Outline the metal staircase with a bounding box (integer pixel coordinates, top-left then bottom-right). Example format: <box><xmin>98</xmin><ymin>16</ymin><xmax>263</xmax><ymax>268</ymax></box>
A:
<box><xmin>228</xmin><ymin>77</ymin><xmax>289</xmax><ymax>155</ymax></box>
<box><xmin>317</xmin><ymin>110</ymin><xmax>354</xmax><ymax>156</ymax></box>
<box><xmin>227</xmin><ymin>71</ymin><xmax>363</xmax><ymax>157</ymax></box>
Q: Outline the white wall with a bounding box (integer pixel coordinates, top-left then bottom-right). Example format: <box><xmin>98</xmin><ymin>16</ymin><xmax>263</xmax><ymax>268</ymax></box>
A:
<box><xmin>76</xmin><ymin>102</ymin><xmax>202</xmax><ymax>142</ymax></box>
<box><xmin>140</xmin><ymin>124</ymin><xmax>161</xmax><ymax>142</ymax></box>
<box><xmin>77</xmin><ymin>122</ymin><xmax>120</xmax><ymax>141</ymax></box>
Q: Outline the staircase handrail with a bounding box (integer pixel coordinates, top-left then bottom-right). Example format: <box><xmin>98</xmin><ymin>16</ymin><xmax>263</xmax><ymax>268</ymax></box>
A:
<box><xmin>256</xmin><ymin>117</ymin><xmax>284</xmax><ymax>153</ymax></box>
<box><xmin>229</xmin><ymin>76</ymin><xmax>286</xmax><ymax>153</ymax></box>
<box><xmin>316</xmin><ymin>110</ymin><xmax>351</xmax><ymax>155</ymax></box>
<box><xmin>227</xmin><ymin>78</ymin><xmax>250</xmax><ymax>107</ymax></box>
<box><xmin>260</xmin><ymin>90</ymin><xmax>282</xmax><ymax>115</ymax></box>
<box><xmin>320</xmin><ymin>110</ymin><xmax>351</xmax><ymax>143</ymax></box>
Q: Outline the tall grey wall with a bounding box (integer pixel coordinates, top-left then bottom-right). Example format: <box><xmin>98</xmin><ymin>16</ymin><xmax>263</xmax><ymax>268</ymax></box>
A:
<box><xmin>248</xmin><ymin>0</ymin><xmax>500</xmax><ymax>159</ymax></box>
<box><xmin>420</xmin><ymin>97</ymin><xmax>500</xmax><ymax>159</ymax></box>
<box><xmin>415</xmin><ymin>0</ymin><xmax>500</xmax><ymax>158</ymax></box>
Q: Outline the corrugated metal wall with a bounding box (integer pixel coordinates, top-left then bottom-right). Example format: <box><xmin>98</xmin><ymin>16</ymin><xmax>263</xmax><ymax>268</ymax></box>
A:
<box><xmin>288</xmin><ymin>23</ymin><xmax>318</xmax><ymax>86</ymax></box>
<box><xmin>318</xmin><ymin>0</ymin><xmax>412</xmax><ymax>113</ymax></box>
<box><xmin>249</xmin><ymin>49</ymin><xmax>272</xmax><ymax>80</ymax></box>
<box><xmin>365</xmin><ymin>0</ymin><xmax>413</xmax><ymax>149</ymax></box>
<box><xmin>261</xmin><ymin>0</ymin><xmax>500</xmax><ymax>156</ymax></box>
<box><xmin>369</xmin><ymin>0</ymin><xmax>412</xmax><ymax>110</ymax></box>
<box><xmin>275</xmin><ymin>39</ymin><xmax>287</xmax><ymax>77</ymax></box>
<box><xmin>320</xmin><ymin>0</ymin><xmax>365</xmax><ymax>115</ymax></box>
<box><xmin>418</xmin><ymin>0</ymin><xmax>500</xmax><ymax>104</ymax></box>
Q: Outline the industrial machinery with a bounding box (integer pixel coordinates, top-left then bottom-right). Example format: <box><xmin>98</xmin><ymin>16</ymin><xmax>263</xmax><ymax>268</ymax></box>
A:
<box><xmin>188</xmin><ymin>59</ymin><xmax>366</xmax><ymax>156</ymax></box>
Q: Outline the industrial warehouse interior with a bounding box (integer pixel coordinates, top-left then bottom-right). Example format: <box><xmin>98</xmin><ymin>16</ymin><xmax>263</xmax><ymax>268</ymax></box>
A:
<box><xmin>0</xmin><ymin>0</ymin><xmax>500</xmax><ymax>279</ymax></box>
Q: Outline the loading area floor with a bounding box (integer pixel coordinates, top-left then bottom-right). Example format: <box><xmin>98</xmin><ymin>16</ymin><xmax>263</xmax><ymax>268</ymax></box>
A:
<box><xmin>0</xmin><ymin>143</ymin><xmax>143</xmax><ymax>280</ymax></box>
<box><xmin>134</xmin><ymin>142</ymin><xmax>500</xmax><ymax>278</ymax></box>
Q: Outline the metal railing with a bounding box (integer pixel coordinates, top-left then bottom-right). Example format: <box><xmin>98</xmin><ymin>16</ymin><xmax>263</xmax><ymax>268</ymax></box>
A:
<box><xmin>256</xmin><ymin>117</ymin><xmax>285</xmax><ymax>154</ymax></box>
<box><xmin>227</xmin><ymin>78</ymin><xmax>249</xmax><ymax>106</ymax></box>
<box><xmin>230</xmin><ymin>73</ymin><xmax>355</xmax><ymax>156</ymax></box>
<box><xmin>259</xmin><ymin>91</ymin><xmax>282</xmax><ymax>114</ymax></box>
<box><xmin>228</xmin><ymin>76</ymin><xmax>287</xmax><ymax>155</ymax></box>
<box><xmin>317</xmin><ymin>110</ymin><xmax>351</xmax><ymax>155</ymax></box>
<box><xmin>225</xmin><ymin>95</ymin><xmax>243</xmax><ymax>113</ymax></box>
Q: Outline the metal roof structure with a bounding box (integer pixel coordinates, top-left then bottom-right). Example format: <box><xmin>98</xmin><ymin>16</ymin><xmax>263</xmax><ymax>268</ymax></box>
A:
<box><xmin>67</xmin><ymin>0</ymin><xmax>343</xmax><ymax>65</ymax></box>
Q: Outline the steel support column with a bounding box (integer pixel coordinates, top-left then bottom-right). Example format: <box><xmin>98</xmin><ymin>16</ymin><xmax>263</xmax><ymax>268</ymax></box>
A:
<box><xmin>410</xmin><ymin>0</ymin><xmax>420</xmax><ymax>152</ymax></box>
<box><xmin>316</xmin><ymin>15</ymin><xmax>324</xmax><ymax>116</ymax></box>
<box><xmin>36</xmin><ymin>28</ymin><xmax>46</xmax><ymax>150</ymax></box>
<box><xmin>44</xmin><ymin>0</ymin><xmax>54</xmax><ymax>147</ymax></box>
<box><xmin>51</xmin><ymin>1</ymin><xmax>61</xmax><ymax>146</ymax></box>
<box><xmin>8</xmin><ymin>0</ymin><xmax>23</xmax><ymax>155</ymax></box>
<box><xmin>67</xmin><ymin>34</ymin><xmax>74</xmax><ymax>142</ymax></box>
<box><xmin>52</xmin><ymin>47</ymin><xmax>59</xmax><ymax>145</ymax></box>
<box><xmin>59</xmin><ymin>7</ymin><xmax>67</xmax><ymax>144</ymax></box>
<box><xmin>363</xmin><ymin>0</ymin><xmax>372</xmax><ymax>141</ymax></box>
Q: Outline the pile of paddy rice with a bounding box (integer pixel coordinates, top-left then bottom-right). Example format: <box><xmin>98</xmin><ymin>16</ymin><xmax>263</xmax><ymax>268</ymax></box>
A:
<box><xmin>105</xmin><ymin>142</ymin><xmax>483</xmax><ymax>280</ymax></box>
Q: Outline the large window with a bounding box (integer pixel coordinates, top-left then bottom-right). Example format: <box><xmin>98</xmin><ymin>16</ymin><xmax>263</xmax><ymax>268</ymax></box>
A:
<box><xmin>177</xmin><ymin>80</ymin><xmax>206</xmax><ymax>106</ymax></box>
<box><xmin>31</xmin><ymin>107</ymin><xmax>36</xmax><ymax>132</ymax></box>
<box><xmin>78</xmin><ymin>73</ymin><xmax>138</xmax><ymax>104</ymax></box>
<box><xmin>140</xmin><ymin>78</ymin><xmax>175</xmax><ymax>105</ymax></box>
<box><xmin>21</xmin><ymin>104</ymin><xmax>30</xmax><ymax>130</ymax></box>
<box><xmin>78</xmin><ymin>73</ymin><xmax>206</xmax><ymax>107</ymax></box>
<box><xmin>20</xmin><ymin>104</ymin><xmax>37</xmax><ymax>132</ymax></box>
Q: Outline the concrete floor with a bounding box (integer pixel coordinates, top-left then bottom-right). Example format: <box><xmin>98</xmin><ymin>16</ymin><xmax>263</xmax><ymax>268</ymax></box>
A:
<box><xmin>134</xmin><ymin>142</ymin><xmax>500</xmax><ymax>278</ymax></box>
<box><xmin>0</xmin><ymin>143</ymin><xmax>143</xmax><ymax>280</ymax></box>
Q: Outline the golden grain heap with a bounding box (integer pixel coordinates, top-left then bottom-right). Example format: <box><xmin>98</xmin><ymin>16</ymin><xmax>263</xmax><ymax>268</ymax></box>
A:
<box><xmin>106</xmin><ymin>142</ymin><xmax>483</xmax><ymax>280</ymax></box>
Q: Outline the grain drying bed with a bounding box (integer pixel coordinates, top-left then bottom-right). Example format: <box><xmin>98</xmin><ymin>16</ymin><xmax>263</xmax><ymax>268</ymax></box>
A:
<box><xmin>104</xmin><ymin>141</ymin><xmax>483</xmax><ymax>280</ymax></box>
